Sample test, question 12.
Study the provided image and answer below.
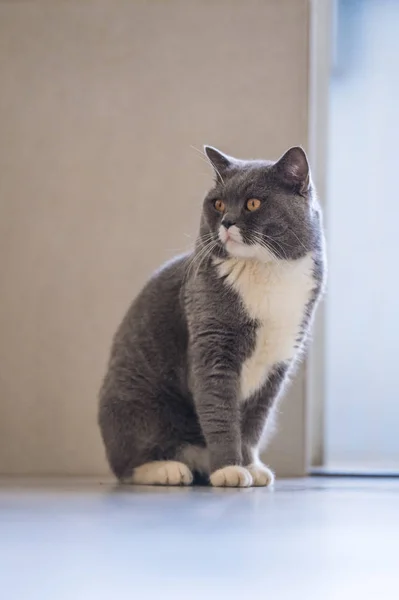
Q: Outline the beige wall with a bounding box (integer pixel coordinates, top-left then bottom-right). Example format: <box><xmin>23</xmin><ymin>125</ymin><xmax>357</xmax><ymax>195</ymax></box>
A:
<box><xmin>0</xmin><ymin>0</ymin><xmax>310</xmax><ymax>476</ymax></box>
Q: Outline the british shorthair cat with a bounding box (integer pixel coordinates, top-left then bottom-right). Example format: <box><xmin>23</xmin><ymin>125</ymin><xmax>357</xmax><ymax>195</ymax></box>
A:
<box><xmin>99</xmin><ymin>145</ymin><xmax>325</xmax><ymax>487</ymax></box>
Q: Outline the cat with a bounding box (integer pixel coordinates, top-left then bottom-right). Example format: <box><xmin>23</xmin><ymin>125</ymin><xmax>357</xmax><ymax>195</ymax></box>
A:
<box><xmin>98</xmin><ymin>145</ymin><xmax>325</xmax><ymax>487</ymax></box>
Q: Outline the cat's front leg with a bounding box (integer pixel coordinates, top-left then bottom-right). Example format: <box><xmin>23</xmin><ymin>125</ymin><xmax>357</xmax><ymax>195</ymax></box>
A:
<box><xmin>242</xmin><ymin>446</ymin><xmax>275</xmax><ymax>488</ymax></box>
<box><xmin>241</xmin><ymin>413</ymin><xmax>276</xmax><ymax>487</ymax></box>
<box><xmin>189</xmin><ymin>326</ymin><xmax>253</xmax><ymax>488</ymax></box>
<box><xmin>241</xmin><ymin>363</ymin><xmax>289</xmax><ymax>487</ymax></box>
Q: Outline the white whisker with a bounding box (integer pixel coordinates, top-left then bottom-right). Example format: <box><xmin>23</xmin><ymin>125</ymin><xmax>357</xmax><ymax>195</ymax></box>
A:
<box><xmin>250</xmin><ymin>230</ymin><xmax>289</xmax><ymax>261</ymax></box>
<box><xmin>184</xmin><ymin>236</ymin><xmax>218</xmax><ymax>281</ymax></box>
<box><xmin>250</xmin><ymin>231</ymin><xmax>281</xmax><ymax>263</ymax></box>
<box><xmin>286</xmin><ymin>227</ymin><xmax>308</xmax><ymax>253</ymax></box>
<box><xmin>193</xmin><ymin>240</ymin><xmax>219</xmax><ymax>280</ymax></box>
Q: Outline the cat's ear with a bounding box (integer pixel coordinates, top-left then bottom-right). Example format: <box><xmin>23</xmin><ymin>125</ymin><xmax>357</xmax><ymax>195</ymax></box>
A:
<box><xmin>204</xmin><ymin>145</ymin><xmax>235</xmax><ymax>182</ymax></box>
<box><xmin>274</xmin><ymin>146</ymin><xmax>310</xmax><ymax>195</ymax></box>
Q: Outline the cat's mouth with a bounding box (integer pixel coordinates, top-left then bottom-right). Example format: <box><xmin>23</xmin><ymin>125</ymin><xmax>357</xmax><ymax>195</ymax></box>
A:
<box><xmin>218</xmin><ymin>225</ymin><xmax>243</xmax><ymax>246</ymax></box>
<box><xmin>218</xmin><ymin>225</ymin><xmax>255</xmax><ymax>259</ymax></box>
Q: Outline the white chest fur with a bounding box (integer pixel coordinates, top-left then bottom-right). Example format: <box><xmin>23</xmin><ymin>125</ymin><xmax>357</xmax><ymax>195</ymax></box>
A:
<box><xmin>216</xmin><ymin>254</ymin><xmax>315</xmax><ymax>401</ymax></box>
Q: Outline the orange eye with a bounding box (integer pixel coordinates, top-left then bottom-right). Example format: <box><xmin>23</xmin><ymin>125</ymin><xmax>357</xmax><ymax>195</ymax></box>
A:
<box><xmin>214</xmin><ymin>199</ymin><xmax>225</xmax><ymax>213</ymax></box>
<box><xmin>246</xmin><ymin>198</ymin><xmax>261</xmax><ymax>212</ymax></box>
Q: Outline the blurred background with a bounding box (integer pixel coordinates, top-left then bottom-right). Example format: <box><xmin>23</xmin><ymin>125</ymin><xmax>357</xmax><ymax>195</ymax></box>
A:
<box><xmin>324</xmin><ymin>0</ymin><xmax>399</xmax><ymax>474</ymax></box>
<box><xmin>0</xmin><ymin>0</ymin><xmax>397</xmax><ymax>479</ymax></box>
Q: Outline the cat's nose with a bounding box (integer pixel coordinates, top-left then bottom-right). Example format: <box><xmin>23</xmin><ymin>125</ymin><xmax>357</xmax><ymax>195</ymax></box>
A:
<box><xmin>222</xmin><ymin>218</ymin><xmax>236</xmax><ymax>230</ymax></box>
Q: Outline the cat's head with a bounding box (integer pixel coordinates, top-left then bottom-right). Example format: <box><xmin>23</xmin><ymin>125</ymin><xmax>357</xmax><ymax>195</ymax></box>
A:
<box><xmin>200</xmin><ymin>145</ymin><xmax>322</xmax><ymax>262</ymax></box>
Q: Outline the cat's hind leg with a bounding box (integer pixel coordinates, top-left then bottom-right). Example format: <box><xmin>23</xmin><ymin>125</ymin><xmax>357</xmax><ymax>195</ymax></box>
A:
<box><xmin>99</xmin><ymin>387</ymin><xmax>197</xmax><ymax>485</ymax></box>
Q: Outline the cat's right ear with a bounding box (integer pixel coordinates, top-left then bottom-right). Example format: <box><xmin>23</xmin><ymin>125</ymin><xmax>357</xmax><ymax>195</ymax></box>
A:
<box><xmin>274</xmin><ymin>146</ymin><xmax>310</xmax><ymax>196</ymax></box>
<box><xmin>204</xmin><ymin>146</ymin><xmax>234</xmax><ymax>183</ymax></box>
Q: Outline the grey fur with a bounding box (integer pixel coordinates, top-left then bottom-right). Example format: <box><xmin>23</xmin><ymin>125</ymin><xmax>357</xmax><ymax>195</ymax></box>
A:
<box><xmin>98</xmin><ymin>146</ymin><xmax>325</xmax><ymax>482</ymax></box>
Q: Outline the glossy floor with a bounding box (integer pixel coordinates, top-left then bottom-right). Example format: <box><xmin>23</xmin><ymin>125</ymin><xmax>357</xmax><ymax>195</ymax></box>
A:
<box><xmin>1</xmin><ymin>477</ymin><xmax>398</xmax><ymax>599</ymax></box>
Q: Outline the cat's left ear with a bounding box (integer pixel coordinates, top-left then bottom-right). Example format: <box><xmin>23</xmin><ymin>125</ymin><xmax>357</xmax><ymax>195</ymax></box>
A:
<box><xmin>204</xmin><ymin>146</ymin><xmax>236</xmax><ymax>182</ymax></box>
<box><xmin>274</xmin><ymin>146</ymin><xmax>310</xmax><ymax>195</ymax></box>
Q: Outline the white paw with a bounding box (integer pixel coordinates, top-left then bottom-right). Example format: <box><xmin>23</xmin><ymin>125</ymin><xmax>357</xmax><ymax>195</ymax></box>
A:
<box><xmin>247</xmin><ymin>463</ymin><xmax>275</xmax><ymax>487</ymax></box>
<box><xmin>131</xmin><ymin>461</ymin><xmax>193</xmax><ymax>486</ymax></box>
<box><xmin>210</xmin><ymin>465</ymin><xmax>253</xmax><ymax>488</ymax></box>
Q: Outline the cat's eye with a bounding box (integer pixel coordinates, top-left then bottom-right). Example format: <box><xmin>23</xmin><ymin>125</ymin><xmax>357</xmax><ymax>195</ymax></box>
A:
<box><xmin>246</xmin><ymin>198</ymin><xmax>261</xmax><ymax>212</ymax></box>
<box><xmin>214</xmin><ymin>199</ymin><xmax>225</xmax><ymax>213</ymax></box>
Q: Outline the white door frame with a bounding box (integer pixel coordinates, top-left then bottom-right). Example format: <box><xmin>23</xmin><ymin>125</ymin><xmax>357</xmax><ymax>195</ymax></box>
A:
<box><xmin>306</xmin><ymin>0</ymin><xmax>334</xmax><ymax>469</ymax></box>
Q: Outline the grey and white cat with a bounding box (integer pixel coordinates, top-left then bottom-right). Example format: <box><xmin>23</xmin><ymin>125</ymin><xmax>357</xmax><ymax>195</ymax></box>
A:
<box><xmin>99</xmin><ymin>145</ymin><xmax>325</xmax><ymax>487</ymax></box>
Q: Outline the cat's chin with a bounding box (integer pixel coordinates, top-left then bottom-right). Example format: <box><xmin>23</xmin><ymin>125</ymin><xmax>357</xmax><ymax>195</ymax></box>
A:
<box><xmin>225</xmin><ymin>240</ymin><xmax>274</xmax><ymax>262</ymax></box>
<box><xmin>225</xmin><ymin>239</ymin><xmax>255</xmax><ymax>259</ymax></box>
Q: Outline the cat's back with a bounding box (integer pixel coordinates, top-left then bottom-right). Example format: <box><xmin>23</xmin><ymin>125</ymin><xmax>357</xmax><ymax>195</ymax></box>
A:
<box><xmin>139</xmin><ymin>253</ymin><xmax>190</xmax><ymax>308</ymax></box>
<box><xmin>113</xmin><ymin>253</ymin><xmax>190</xmax><ymax>354</ymax></box>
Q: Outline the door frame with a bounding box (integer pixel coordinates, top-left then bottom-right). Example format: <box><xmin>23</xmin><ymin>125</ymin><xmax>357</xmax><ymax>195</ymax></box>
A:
<box><xmin>306</xmin><ymin>0</ymin><xmax>334</xmax><ymax>469</ymax></box>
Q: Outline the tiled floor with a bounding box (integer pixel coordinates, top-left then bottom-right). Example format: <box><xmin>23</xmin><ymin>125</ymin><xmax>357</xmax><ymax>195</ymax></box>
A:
<box><xmin>1</xmin><ymin>477</ymin><xmax>398</xmax><ymax>599</ymax></box>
